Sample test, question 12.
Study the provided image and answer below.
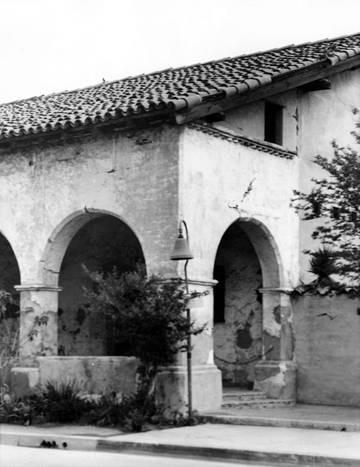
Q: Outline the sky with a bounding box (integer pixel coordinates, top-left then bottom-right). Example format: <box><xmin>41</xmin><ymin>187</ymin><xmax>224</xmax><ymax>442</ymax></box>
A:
<box><xmin>0</xmin><ymin>0</ymin><xmax>360</xmax><ymax>103</ymax></box>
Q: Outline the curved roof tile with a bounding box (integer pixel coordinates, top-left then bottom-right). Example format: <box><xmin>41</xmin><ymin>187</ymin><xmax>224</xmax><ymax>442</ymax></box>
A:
<box><xmin>1</xmin><ymin>32</ymin><xmax>360</xmax><ymax>141</ymax></box>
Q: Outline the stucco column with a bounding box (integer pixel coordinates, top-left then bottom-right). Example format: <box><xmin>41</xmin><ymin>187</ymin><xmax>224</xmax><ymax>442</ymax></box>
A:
<box><xmin>155</xmin><ymin>279</ymin><xmax>222</xmax><ymax>413</ymax></box>
<box><xmin>15</xmin><ymin>285</ymin><xmax>61</xmax><ymax>365</ymax></box>
<box><xmin>254</xmin><ymin>288</ymin><xmax>296</xmax><ymax>400</ymax></box>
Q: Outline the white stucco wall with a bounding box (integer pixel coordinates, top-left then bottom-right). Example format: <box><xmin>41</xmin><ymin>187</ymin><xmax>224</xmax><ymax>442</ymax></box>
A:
<box><xmin>0</xmin><ymin>125</ymin><xmax>181</xmax><ymax>286</ymax></box>
<box><xmin>298</xmin><ymin>68</ymin><xmax>360</xmax><ymax>282</ymax></box>
<box><xmin>213</xmin><ymin>90</ymin><xmax>298</xmax><ymax>152</ymax></box>
<box><xmin>179</xmin><ymin>124</ymin><xmax>299</xmax><ymax>288</ymax></box>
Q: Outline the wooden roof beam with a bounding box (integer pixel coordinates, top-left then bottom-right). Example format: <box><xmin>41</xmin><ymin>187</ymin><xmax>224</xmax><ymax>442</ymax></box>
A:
<box><xmin>174</xmin><ymin>54</ymin><xmax>360</xmax><ymax>125</ymax></box>
<box><xmin>299</xmin><ymin>79</ymin><xmax>331</xmax><ymax>92</ymax></box>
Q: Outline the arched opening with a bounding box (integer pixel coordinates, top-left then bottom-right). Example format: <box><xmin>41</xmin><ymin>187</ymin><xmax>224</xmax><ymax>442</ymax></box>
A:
<box><xmin>53</xmin><ymin>213</ymin><xmax>145</xmax><ymax>356</ymax></box>
<box><xmin>0</xmin><ymin>233</ymin><xmax>21</xmax><ymax>294</ymax></box>
<box><xmin>213</xmin><ymin>219</ymin><xmax>281</xmax><ymax>389</ymax></box>
<box><xmin>0</xmin><ymin>233</ymin><xmax>21</xmax><ymax>381</ymax></box>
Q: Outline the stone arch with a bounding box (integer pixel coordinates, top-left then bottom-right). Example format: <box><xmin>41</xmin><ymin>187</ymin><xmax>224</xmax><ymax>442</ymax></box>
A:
<box><xmin>0</xmin><ymin>231</ymin><xmax>21</xmax><ymax>292</ymax></box>
<box><xmin>39</xmin><ymin>208</ymin><xmax>146</xmax><ymax>287</ymax></box>
<box><xmin>212</xmin><ymin>217</ymin><xmax>283</xmax><ymax>388</ymax></box>
<box><xmin>39</xmin><ymin>209</ymin><xmax>146</xmax><ymax>356</ymax></box>
<box><xmin>211</xmin><ymin>217</ymin><xmax>283</xmax><ymax>289</ymax></box>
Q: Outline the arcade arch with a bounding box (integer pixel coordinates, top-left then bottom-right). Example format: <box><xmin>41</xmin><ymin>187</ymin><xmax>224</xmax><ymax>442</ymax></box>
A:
<box><xmin>213</xmin><ymin>218</ymin><xmax>282</xmax><ymax>389</ymax></box>
<box><xmin>41</xmin><ymin>210</ymin><xmax>145</xmax><ymax>356</ymax></box>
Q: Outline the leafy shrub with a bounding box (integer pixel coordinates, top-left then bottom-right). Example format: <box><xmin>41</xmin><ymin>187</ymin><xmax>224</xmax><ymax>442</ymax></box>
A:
<box><xmin>88</xmin><ymin>387</ymin><xmax>204</xmax><ymax>432</ymax></box>
<box><xmin>0</xmin><ymin>399</ymin><xmax>31</xmax><ymax>424</ymax></box>
<box><xmin>293</xmin><ymin>120</ymin><xmax>360</xmax><ymax>294</ymax></box>
<box><xmin>0</xmin><ymin>386</ymin><xmax>31</xmax><ymax>424</ymax></box>
<box><xmin>30</xmin><ymin>380</ymin><xmax>92</xmax><ymax>424</ymax></box>
<box><xmin>309</xmin><ymin>248</ymin><xmax>339</xmax><ymax>281</ymax></box>
<box><xmin>88</xmin><ymin>382</ymin><xmax>157</xmax><ymax>431</ymax></box>
<box><xmin>83</xmin><ymin>266</ymin><xmax>205</xmax><ymax>422</ymax></box>
<box><xmin>84</xmin><ymin>266</ymin><xmax>204</xmax><ymax>371</ymax></box>
<box><xmin>0</xmin><ymin>288</ymin><xmax>48</xmax><ymax>387</ymax></box>
<box><xmin>0</xmin><ymin>291</ymin><xmax>19</xmax><ymax>386</ymax></box>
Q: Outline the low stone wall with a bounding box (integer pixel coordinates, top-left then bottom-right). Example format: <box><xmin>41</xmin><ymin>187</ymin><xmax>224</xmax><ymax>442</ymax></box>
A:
<box><xmin>293</xmin><ymin>295</ymin><xmax>360</xmax><ymax>407</ymax></box>
<box><xmin>38</xmin><ymin>356</ymin><xmax>138</xmax><ymax>396</ymax></box>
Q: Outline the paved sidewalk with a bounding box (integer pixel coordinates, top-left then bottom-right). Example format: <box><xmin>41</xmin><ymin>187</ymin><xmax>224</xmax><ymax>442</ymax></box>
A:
<box><xmin>2</xmin><ymin>421</ymin><xmax>360</xmax><ymax>465</ymax></box>
<box><xmin>202</xmin><ymin>403</ymin><xmax>360</xmax><ymax>432</ymax></box>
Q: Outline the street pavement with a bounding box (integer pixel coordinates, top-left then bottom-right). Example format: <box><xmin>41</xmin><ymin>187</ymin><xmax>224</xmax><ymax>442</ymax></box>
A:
<box><xmin>0</xmin><ymin>445</ymin><xmax>269</xmax><ymax>467</ymax></box>
<box><xmin>2</xmin><ymin>421</ymin><xmax>360</xmax><ymax>465</ymax></box>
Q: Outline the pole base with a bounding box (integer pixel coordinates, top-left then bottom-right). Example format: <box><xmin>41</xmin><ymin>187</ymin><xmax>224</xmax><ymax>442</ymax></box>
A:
<box><xmin>155</xmin><ymin>364</ymin><xmax>222</xmax><ymax>416</ymax></box>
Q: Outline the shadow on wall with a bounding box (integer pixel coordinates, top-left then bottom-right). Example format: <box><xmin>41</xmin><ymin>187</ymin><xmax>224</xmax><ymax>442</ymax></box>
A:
<box><xmin>58</xmin><ymin>215</ymin><xmax>145</xmax><ymax>357</ymax></box>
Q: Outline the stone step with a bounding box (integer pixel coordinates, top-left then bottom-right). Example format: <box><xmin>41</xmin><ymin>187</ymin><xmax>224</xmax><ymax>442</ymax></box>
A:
<box><xmin>222</xmin><ymin>398</ymin><xmax>295</xmax><ymax>409</ymax></box>
<box><xmin>223</xmin><ymin>391</ymin><xmax>266</xmax><ymax>401</ymax></box>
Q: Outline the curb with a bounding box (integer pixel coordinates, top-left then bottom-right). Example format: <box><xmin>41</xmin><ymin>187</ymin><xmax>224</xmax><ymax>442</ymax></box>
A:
<box><xmin>202</xmin><ymin>414</ymin><xmax>360</xmax><ymax>432</ymax></box>
<box><xmin>0</xmin><ymin>431</ymin><xmax>98</xmax><ymax>451</ymax></box>
<box><xmin>96</xmin><ymin>439</ymin><xmax>360</xmax><ymax>465</ymax></box>
<box><xmin>1</xmin><ymin>431</ymin><xmax>360</xmax><ymax>466</ymax></box>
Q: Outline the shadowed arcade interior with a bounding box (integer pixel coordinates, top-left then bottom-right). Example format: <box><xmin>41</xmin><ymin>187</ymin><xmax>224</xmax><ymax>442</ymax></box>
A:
<box><xmin>0</xmin><ymin>233</ymin><xmax>21</xmax><ymax>373</ymax></box>
<box><xmin>57</xmin><ymin>215</ymin><xmax>145</xmax><ymax>357</ymax></box>
<box><xmin>213</xmin><ymin>222</ymin><xmax>263</xmax><ymax>389</ymax></box>
<box><xmin>0</xmin><ymin>233</ymin><xmax>20</xmax><ymax>295</ymax></box>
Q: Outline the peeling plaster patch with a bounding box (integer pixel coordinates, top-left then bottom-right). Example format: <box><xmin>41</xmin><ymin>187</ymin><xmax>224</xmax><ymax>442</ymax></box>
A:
<box><xmin>207</xmin><ymin>350</ymin><xmax>214</xmax><ymax>364</ymax></box>
<box><xmin>236</xmin><ymin>324</ymin><xmax>253</xmax><ymax>349</ymax></box>
<box><xmin>214</xmin><ymin>223</ymin><xmax>262</xmax><ymax>386</ymax></box>
<box><xmin>263</xmin><ymin>310</ymin><xmax>281</xmax><ymax>337</ymax></box>
<box><xmin>255</xmin><ymin>364</ymin><xmax>280</xmax><ymax>382</ymax></box>
<box><xmin>255</xmin><ymin>360</ymin><xmax>296</xmax><ymax>399</ymax></box>
<box><xmin>264</xmin><ymin>364</ymin><xmax>286</xmax><ymax>389</ymax></box>
<box><xmin>274</xmin><ymin>305</ymin><xmax>281</xmax><ymax>324</ymax></box>
<box><xmin>263</xmin><ymin>331</ymin><xmax>280</xmax><ymax>359</ymax></box>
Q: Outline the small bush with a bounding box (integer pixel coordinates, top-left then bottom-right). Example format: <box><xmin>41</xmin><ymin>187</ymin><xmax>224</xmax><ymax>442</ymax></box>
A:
<box><xmin>30</xmin><ymin>380</ymin><xmax>92</xmax><ymax>424</ymax></box>
<box><xmin>0</xmin><ymin>387</ymin><xmax>31</xmax><ymax>424</ymax></box>
<box><xmin>309</xmin><ymin>248</ymin><xmax>339</xmax><ymax>280</ymax></box>
<box><xmin>89</xmin><ymin>384</ymin><xmax>157</xmax><ymax>431</ymax></box>
<box><xmin>83</xmin><ymin>266</ymin><xmax>205</xmax><ymax>424</ymax></box>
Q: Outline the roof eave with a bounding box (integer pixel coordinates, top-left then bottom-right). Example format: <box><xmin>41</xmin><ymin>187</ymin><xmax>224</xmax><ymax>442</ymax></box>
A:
<box><xmin>174</xmin><ymin>54</ymin><xmax>360</xmax><ymax>125</ymax></box>
<box><xmin>0</xmin><ymin>108</ymin><xmax>176</xmax><ymax>150</ymax></box>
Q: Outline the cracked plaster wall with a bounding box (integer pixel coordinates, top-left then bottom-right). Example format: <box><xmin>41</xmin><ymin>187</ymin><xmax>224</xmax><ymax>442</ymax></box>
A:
<box><xmin>0</xmin><ymin>125</ymin><xmax>180</xmax><ymax>286</ymax></box>
<box><xmin>0</xmin><ymin>124</ymin><xmax>181</xmax><ymax>367</ymax></box>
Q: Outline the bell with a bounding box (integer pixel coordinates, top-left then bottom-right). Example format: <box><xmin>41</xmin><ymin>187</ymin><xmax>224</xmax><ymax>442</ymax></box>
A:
<box><xmin>170</xmin><ymin>233</ymin><xmax>194</xmax><ymax>261</ymax></box>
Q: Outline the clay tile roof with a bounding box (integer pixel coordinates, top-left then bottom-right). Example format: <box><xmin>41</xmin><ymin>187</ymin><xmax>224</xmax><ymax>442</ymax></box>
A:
<box><xmin>1</xmin><ymin>32</ymin><xmax>360</xmax><ymax>141</ymax></box>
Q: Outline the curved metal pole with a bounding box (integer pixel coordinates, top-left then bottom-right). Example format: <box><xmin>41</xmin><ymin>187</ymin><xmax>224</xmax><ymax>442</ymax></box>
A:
<box><xmin>184</xmin><ymin>258</ymin><xmax>192</xmax><ymax>418</ymax></box>
<box><xmin>174</xmin><ymin>219</ymin><xmax>193</xmax><ymax>418</ymax></box>
<box><xmin>180</xmin><ymin>219</ymin><xmax>190</xmax><ymax>244</ymax></box>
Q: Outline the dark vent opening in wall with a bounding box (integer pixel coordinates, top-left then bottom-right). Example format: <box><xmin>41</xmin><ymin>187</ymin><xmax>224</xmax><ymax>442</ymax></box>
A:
<box><xmin>265</xmin><ymin>101</ymin><xmax>283</xmax><ymax>145</ymax></box>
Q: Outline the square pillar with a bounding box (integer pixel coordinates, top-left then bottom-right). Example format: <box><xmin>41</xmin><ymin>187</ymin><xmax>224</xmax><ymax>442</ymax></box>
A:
<box><xmin>155</xmin><ymin>279</ymin><xmax>222</xmax><ymax>413</ymax></box>
<box><xmin>15</xmin><ymin>285</ymin><xmax>61</xmax><ymax>366</ymax></box>
<box><xmin>255</xmin><ymin>288</ymin><xmax>296</xmax><ymax>400</ymax></box>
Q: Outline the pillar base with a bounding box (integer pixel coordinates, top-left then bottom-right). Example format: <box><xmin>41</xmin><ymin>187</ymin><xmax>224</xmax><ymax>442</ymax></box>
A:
<box><xmin>155</xmin><ymin>364</ymin><xmax>222</xmax><ymax>414</ymax></box>
<box><xmin>254</xmin><ymin>360</ymin><xmax>297</xmax><ymax>400</ymax></box>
